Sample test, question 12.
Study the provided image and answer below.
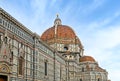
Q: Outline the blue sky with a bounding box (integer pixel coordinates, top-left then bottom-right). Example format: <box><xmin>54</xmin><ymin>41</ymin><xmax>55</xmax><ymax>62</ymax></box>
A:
<box><xmin>0</xmin><ymin>0</ymin><xmax>120</xmax><ymax>81</ymax></box>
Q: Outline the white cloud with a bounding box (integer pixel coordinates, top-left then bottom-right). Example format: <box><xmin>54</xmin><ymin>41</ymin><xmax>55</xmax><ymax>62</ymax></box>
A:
<box><xmin>77</xmin><ymin>10</ymin><xmax>120</xmax><ymax>81</ymax></box>
<box><xmin>84</xmin><ymin>28</ymin><xmax>120</xmax><ymax>64</ymax></box>
<box><xmin>108</xmin><ymin>65</ymin><xmax>120</xmax><ymax>81</ymax></box>
<box><xmin>81</xmin><ymin>0</ymin><xmax>105</xmax><ymax>15</ymax></box>
<box><xmin>29</xmin><ymin>0</ymin><xmax>53</xmax><ymax>34</ymax></box>
<box><xmin>83</xmin><ymin>25</ymin><xmax>120</xmax><ymax>81</ymax></box>
<box><xmin>91</xmin><ymin>26</ymin><xmax>120</xmax><ymax>49</ymax></box>
<box><xmin>85</xmin><ymin>12</ymin><xmax>120</xmax><ymax>32</ymax></box>
<box><xmin>31</xmin><ymin>0</ymin><xmax>47</xmax><ymax>15</ymax></box>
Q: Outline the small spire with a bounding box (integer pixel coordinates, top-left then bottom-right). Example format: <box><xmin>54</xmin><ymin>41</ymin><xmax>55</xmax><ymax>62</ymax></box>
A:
<box><xmin>57</xmin><ymin>14</ymin><xmax>59</xmax><ymax>18</ymax></box>
<box><xmin>54</xmin><ymin>14</ymin><xmax>62</xmax><ymax>25</ymax></box>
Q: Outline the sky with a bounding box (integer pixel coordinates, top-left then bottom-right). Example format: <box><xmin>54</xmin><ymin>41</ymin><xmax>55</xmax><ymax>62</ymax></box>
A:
<box><xmin>0</xmin><ymin>0</ymin><xmax>120</xmax><ymax>81</ymax></box>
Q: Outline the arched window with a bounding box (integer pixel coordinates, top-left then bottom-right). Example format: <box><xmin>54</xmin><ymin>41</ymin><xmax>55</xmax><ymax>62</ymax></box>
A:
<box><xmin>80</xmin><ymin>79</ymin><xmax>82</xmax><ymax>81</ymax></box>
<box><xmin>44</xmin><ymin>61</ymin><xmax>48</xmax><ymax>76</ymax></box>
<box><xmin>10</xmin><ymin>51</ymin><xmax>13</xmax><ymax>62</ymax></box>
<box><xmin>64</xmin><ymin>46</ymin><xmax>68</xmax><ymax>51</ymax></box>
<box><xmin>91</xmin><ymin>67</ymin><xmax>93</xmax><ymax>71</ymax></box>
<box><xmin>0</xmin><ymin>35</ymin><xmax>1</xmax><ymax>47</ymax></box>
<box><xmin>4</xmin><ymin>37</ymin><xmax>7</xmax><ymax>44</ymax></box>
<box><xmin>82</xmin><ymin>67</ymin><xmax>84</xmax><ymax>72</ymax></box>
<box><xmin>98</xmin><ymin>78</ymin><xmax>100</xmax><ymax>81</ymax></box>
<box><xmin>19</xmin><ymin>56</ymin><xmax>23</xmax><ymax>75</ymax></box>
<box><xmin>0</xmin><ymin>18</ymin><xmax>2</xmax><ymax>23</ymax></box>
<box><xmin>18</xmin><ymin>44</ymin><xmax>24</xmax><ymax>75</ymax></box>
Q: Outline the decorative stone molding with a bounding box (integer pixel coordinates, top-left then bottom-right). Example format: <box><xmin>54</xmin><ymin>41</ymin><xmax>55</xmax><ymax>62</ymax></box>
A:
<box><xmin>0</xmin><ymin>63</ymin><xmax>11</xmax><ymax>73</ymax></box>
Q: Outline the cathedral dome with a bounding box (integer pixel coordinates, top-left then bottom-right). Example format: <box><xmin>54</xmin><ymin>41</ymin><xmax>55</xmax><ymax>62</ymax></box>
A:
<box><xmin>40</xmin><ymin>15</ymin><xmax>83</xmax><ymax>51</ymax></box>
<box><xmin>79</xmin><ymin>56</ymin><xmax>95</xmax><ymax>62</ymax></box>
<box><xmin>41</xmin><ymin>25</ymin><xmax>76</xmax><ymax>41</ymax></box>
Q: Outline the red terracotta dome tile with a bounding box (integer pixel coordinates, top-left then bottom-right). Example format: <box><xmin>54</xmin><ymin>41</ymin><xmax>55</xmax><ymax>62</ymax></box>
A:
<box><xmin>40</xmin><ymin>25</ymin><xmax>76</xmax><ymax>41</ymax></box>
<box><xmin>79</xmin><ymin>56</ymin><xmax>95</xmax><ymax>62</ymax></box>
